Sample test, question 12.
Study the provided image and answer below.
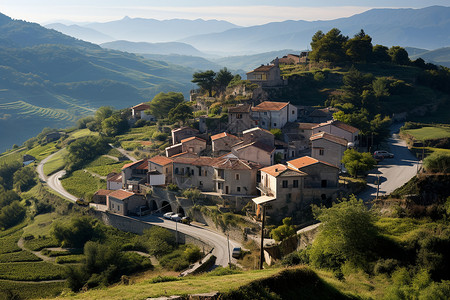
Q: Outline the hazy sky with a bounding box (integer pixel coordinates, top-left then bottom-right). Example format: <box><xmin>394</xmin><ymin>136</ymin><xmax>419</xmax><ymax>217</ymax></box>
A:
<box><xmin>1</xmin><ymin>0</ymin><xmax>449</xmax><ymax>26</ymax></box>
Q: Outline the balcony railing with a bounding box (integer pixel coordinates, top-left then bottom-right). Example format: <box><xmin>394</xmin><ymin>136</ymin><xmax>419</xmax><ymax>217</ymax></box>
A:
<box><xmin>257</xmin><ymin>183</ymin><xmax>274</xmax><ymax>196</ymax></box>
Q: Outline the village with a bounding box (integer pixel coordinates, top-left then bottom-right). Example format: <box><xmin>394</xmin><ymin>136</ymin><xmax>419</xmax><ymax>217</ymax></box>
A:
<box><xmin>93</xmin><ymin>56</ymin><xmax>363</xmax><ymax>225</ymax></box>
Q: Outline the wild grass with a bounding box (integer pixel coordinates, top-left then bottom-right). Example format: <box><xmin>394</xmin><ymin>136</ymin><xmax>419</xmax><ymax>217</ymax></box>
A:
<box><xmin>84</xmin><ymin>156</ymin><xmax>131</xmax><ymax>176</ymax></box>
<box><xmin>26</xmin><ymin>141</ymin><xmax>59</xmax><ymax>160</ymax></box>
<box><xmin>69</xmin><ymin>128</ymin><xmax>98</xmax><ymax>139</ymax></box>
<box><xmin>375</xmin><ymin>217</ymin><xmax>429</xmax><ymax>243</ymax></box>
<box><xmin>0</xmin><ymin>230</ymin><xmax>22</xmax><ymax>254</ymax></box>
<box><xmin>43</xmin><ymin>148</ymin><xmax>68</xmax><ymax>176</ymax></box>
<box><xmin>55</xmin><ymin>254</ymin><xmax>85</xmax><ymax>264</ymax></box>
<box><xmin>52</xmin><ymin>268</ymin><xmax>281</xmax><ymax>300</ymax></box>
<box><xmin>0</xmin><ymin>148</ymin><xmax>26</xmax><ymax>165</ymax></box>
<box><xmin>0</xmin><ymin>261</ymin><xmax>66</xmax><ymax>281</ymax></box>
<box><xmin>60</xmin><ymin>170</ymin><xmax>106</xmax><ymax>198</ymax></box>
<box><xmin>23</xmin><ymin>212</ymin><xmax>70</xmax><ymax>237</ymax></box>
<box><xmin>23</xmin><ymin>236</ymin><xmax>59</xmax><ymax>251</ymax></box>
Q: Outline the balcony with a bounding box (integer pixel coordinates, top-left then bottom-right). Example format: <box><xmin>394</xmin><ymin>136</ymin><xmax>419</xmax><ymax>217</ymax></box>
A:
<box><xmin>213</xmin><ymin>175</ymin><xmax>225</xmax><ymax>181</ymax></box>
<box><xmin>257</xmin><ymin>183</ymin><xmax>274</xmax><ymax>196</ymax></box>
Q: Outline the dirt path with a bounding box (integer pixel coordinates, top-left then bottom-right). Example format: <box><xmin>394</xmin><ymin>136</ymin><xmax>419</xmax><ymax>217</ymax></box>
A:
<box><xmin>17</xmin><ymin>237</ymin><xmax>55</xmax><ymax>263</ymax></box>
<box><xmin>83</xmin><ymin>169</ymin><xmax>106</xmax><ymax>180</ymax></box>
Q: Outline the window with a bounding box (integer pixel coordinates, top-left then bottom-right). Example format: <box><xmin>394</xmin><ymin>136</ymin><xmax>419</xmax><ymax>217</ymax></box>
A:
<box><xmin>237</xmin><ymin>187</ymin><xmax>241</xmax><ymax>192</ymax></box>
<box><xmin>264</xmin><ymin>112</ymin><xmax>267</xmax><ymax>115</ymax></box>
<box><xmin>286</xmin><ymin>193</ymin><xmax>291</xmax><ymax>202</ymax></box>
<box><xmin>166</xmin><ymin>168</ymin><xmax>169</xmax><ymax>173</ymax></box>
<box><xmin>237</xmin><ymin>113</ymin><xmax>242</xmax><ymax>119</ymax></box>
<box><xmin>204</xmin><ymin>170</ymin><xmax>208</xmax><ymax>176</ymax></box>
<box><xmin>282</xmin><ymin>180</ymin><xmax>288</xmax><ymax>188</ymax></box>
<box><xmin>319</xmin><ymin>149</ymin><xmax>324</xmax><ymax>156</ymax></box>
<box><xmin>191</xmin><ymin>169</ymin><xmax>194</xmax><ymax>175</ymax></box>
<box><xmin>199</xmin><ymin>181</ymin><xmax>203</xmax><ymax>186</ymax></box>
<box><xmin>273</xmin><ymin>123</ymin><xmax>277</xmax><ymax>127</ymax></box>
<box><xmin>321</xmin><ymin>180</ymin><xmax>327</xmax><ymax>188</ymax></box>
<box><xmin>175</xmin><ymin>168</ymin><xmax>179</xmax><ymax>174</ymax></box>
<box><xmin>292</xmin><ymin>110</ymin><xmax>295</xmax><ymax>114</ymax></box>
<box><xmin>293</xmin><ymin>180</ymin><xmax>299</xmax><ymax>188</ymax></box>
<box><xmin>235</xmin><ymin>174</ymin><xmax>240</xmax><ymax>180</ymax></box>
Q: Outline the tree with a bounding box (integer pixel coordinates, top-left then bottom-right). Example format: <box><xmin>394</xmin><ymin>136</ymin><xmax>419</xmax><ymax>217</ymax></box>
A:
<box><xmin>372</xmin><ymin>44</ymin><xmax>391</xmax><ymax>63</ymax></box>
<box><xmin>341</xmin><ymin>148</ymin><xmax>376</xmax><ymax>177</ymax></box>
<box><xmin>0</xmin><ymin>201</ymin><xmax>26</xmax><ymax>229</ymax></box>
<box><xmin>345</xmin><ymin>29</ymin><xmax>373</xmax><ymax>62</ymax></box>
<box><xmin>95</xmin><ymin>106</ymin><xmax>114</xmax><ymax>122</ymax></box>
<box><xmin>148</xmin><ymin>92</ymin><xmax>184</xmax><ymax>119</ymax></box>
<box><xmin>65</xmin><ymin>136</ymin><xmax>109</xmax><ymax>171</ymax></box>
<box><xmin>389</xmin><ymin>46</ymin><xmax>410</xmax><ymax>65</ymax></box>
<box><xmin>342</xmin><ymin>66</ymin><xmax>373</xmax><ymax>106</ymax></box>
<box><xmin>271</xmin><ymin>217</ymin><xmax>296</xmax><ymax>242</ymax></box>
<box><xmin>168</xmin><ymin>102</ymin><xmax>193</xmax><ymax>125</ymax></box>
<box><xmin>215</xmin><ymin>67</ymin><xmax>233</xmax><ymax>93</ymax></box>
<box><xmin>101</xmin><ymin>114</ymin><xmax>128</xmax><ymax>137</ymax></box>
<box><xmin>51</xmin><ymin>216</ymin><xmax>104</xmax><ymax>248</ymax></box>
<box><xmin>192</xmin><ymin>70</ymin><xmax>216</xmax><ymax>97</ymax></box>
<box><xmin>13</xmin><ymin>166</ymin><xmax>36</xmax><ymax>192</ymax></box>
<box><xmin>372</xmin><ymin>77</ymin><xmax>390</xmax><ymax>98</ymax></box>
<box><xmin>309</xmin><ymin>28</ymin><xmax>348</xmax><ymax>63</ymax></box>
<box><xmin>309</xmin><ymin>196</ymin><xmax>379</xmax><ymax>268</ymax></box>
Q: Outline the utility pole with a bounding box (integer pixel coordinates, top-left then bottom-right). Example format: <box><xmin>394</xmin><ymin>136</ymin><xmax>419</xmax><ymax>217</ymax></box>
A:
<box><xmin>259</xmin><ymin>205</ymin><xmax>266</xmax><ymax>270</ymax></box>
<box><xmin>227</xmin><ymin>233</ymin><xmax>231</xmax><ymax>268</ymax></box>
<box><xmin>175</xmin><ymin>220</ymin><xmax>178</xmax><ymax>244</ymax></box>
<box><xmin>376</xmin><ymin>175</ymin><xmax>380</xmax><ymax>200</ymax></box>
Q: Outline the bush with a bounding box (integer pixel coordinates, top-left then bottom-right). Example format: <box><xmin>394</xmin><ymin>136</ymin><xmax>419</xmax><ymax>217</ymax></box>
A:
<box><xmin>423</xmin><ymin>152</ymin><xmax>450</xmax><ymax>173</ymax></box>
<box><xmin>374</xmin><ymin>258</ymin><xmax>399</xmax><ymax>275</ymax></box>
<box><xmin>51</xmin><ymin>216</ymin><xmax>104</xmax><ymax>248</ymax></box>
<box><xmin>149</xmin><ymin>275</ymin><xmax>180</xmax><ymax>283</ymax></box>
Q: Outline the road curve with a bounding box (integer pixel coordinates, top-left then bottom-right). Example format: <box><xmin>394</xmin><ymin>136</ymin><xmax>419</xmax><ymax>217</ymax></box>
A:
<box><xmin>136</xmin><ymin>214</ymin><xmax>240</xmax><ymax>267</ymax></box>
<box><xmin>359</xmin><ymin>123</ymin><xmax>419</xmax><ymax>201</ymax></box>
<box><xmin>36</xmin><ymin>149</ymin><xmax>77</xmax><ymax>202</ymax></box>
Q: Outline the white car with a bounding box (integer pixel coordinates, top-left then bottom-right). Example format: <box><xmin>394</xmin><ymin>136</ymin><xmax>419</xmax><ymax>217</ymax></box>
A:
<box><xmin>374</xmin><ymin>150</ymin><xmax>394</xmax><ymax>159</ymax></box>
<box><xmin>170</xmin><ymin>214</ymin><xmax>182</xmax><ymax>222</ymax></box>
<box><xmin>163</xmin><ymin>212</ymin><xmax>176</xmax><ymax>219</ymax></box>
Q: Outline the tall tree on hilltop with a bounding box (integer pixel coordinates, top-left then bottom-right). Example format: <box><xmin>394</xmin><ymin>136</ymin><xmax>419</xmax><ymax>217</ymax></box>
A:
<box><xmin>372</xmin><ymin>45</ymin><xmax>391</xmax><ymax>63</ymax></box>
<box><xmin>310</xmin><ymin>28</ymin><xmax>348</xmax><ymax>63</ymax></box>
<box><xmin>345</xmin><ymin>29</ymin><xmax>373</xmax><ymax>63</ymax></box>
<box><xmin>215</xmin><ymin>67</ymin><xmax>233</xmax><ymax>94</ymax></box>
<box><xmin>389</xmin><ymin>46</ymin><xmax>410</xmax><ymax>65</ymax></box>
<box><xmin>192</xmin><ymin>70</ymin><xmax>216</xmax><ymax>97</ymax></box>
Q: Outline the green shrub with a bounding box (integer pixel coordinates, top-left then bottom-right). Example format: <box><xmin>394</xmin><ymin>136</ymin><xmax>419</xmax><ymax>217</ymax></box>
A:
<box><xmin>149</xmin><ymin>275</ymin><xmax>180</xmax><ymax>283</ymax></box>
<box><xmin>423</xmin><ymin>152</ymin><xmax>450</xmax><ymax>173</ymax></box>
<box><xmin>208</xmin><ymin>266</ymin><xmax>241</xmax><ymax>276</ymax></box>
<box><xmin>373</xmin><ymin>258</ymin><xmax>399</xmax><ymax>275</ymax></box>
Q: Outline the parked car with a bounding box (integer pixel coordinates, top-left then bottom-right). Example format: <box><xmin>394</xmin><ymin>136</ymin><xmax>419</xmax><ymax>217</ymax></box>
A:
<box><xmin>171</xmin><ymin>214</ymin><xmax>182</xmax><ymax>222</ymax></box>
<box><xmin>232</xmin><ymin>247</ymin><xmax>241</xmax><ymax>259</ymax></box>
<box><xmin>163</xmin><ymin>212</ymin><xmax>176</xmax><ymax>219</ymax></box>
<box><xmin>76</xmin><ymin>198</ymin><xmax>89</xmax><ymax>206</ymax></box>
<box><xmin>374</xmin><ymin>150</ymin><xmax>394</xmax><ymax>159</ymax></box>
<box><xmin>181</xmin><ymin>216</ymin><xmax>191</xmax><ymax>225</ymax></box>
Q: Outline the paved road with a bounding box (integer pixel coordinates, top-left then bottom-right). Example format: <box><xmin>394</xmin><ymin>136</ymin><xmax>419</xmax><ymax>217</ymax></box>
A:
<box><xmin>358</xmin><ymin>123</ymin><xmax>419</xmax><ymax>201</ymax></box>
<box><xmin>36</xmin><ymin>149</ymin><xmax>77</xmax><ymax>202</ymax></box>
<box><xmin>137</xmin><ymin>214</ymin><xmax>240</xmax><ymax>267</ymax></box>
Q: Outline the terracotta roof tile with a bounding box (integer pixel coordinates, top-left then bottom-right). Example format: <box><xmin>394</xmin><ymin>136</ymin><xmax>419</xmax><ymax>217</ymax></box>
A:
<box><xmin>149</xmin><ymin>155</ymin><xmax>173</xmax><ymax>166</ymax></box>
<box><xmin>173</xmin><ymin>156</ymin><xmax>218</xmax><ymax>166</ymax></box>
<box><xmin>172</xmin><ymin>126</ymin><xmax>199</xmax><ymax>133</ymax></box>
<box><xmin>108</xmin><ymin>189</ymin><xmax>135</xmax><ymax>200</ymax></box>
<box><xmin>132</xmin><ymin>103</ymin><xmax>151</xmax><ymax>111</ymax></box>
<box><xmin>213</xmin><ymin>157</ymin><xmax>261</xmax><ymax>170</ymax></box>
<box><xmin>313</xmin><ymin>120</ymin><xmax>359</xmax><ymax>134</ymax></box>
<box><xmin>310</xmin><ymin>132</ymin><xmax>348</xmax><ymax>146</ymax></box>
<box><xmin>252</xmin><ymin>101</ymin><xmax>289</xmax><ymax>112</ymax></box>
<box><xmin>260</xmin><ymin>164</ymin><xmax>306</xmax><ymax>177</ymax></box>
<box><xmin>181</xmin><ymin>136</ymin><xmax>206</xmax><ymax>143</ymax></box>
<box><xmin>288</xmin><ymin>156</ymin><xmax>338</xmax><ymax>169</ymax></box>
<box><xmin>169</xmin><ymin>151</ymin><xmax>198</xmax><ymax>158</ymax></box>
<box><xmin>243</xmin><ymin>127</ymin><xmax>273</xmax><ymax>135</ymax></box>
<box><xmin>121</xmin><ymin>159</ymin><xmax>146</xmax><ymax>170</ymax></box>
<box><xmin>95</xmin><ymin>189</ymin><xmax>114</xmax><ymax>196</ymax></box>
<box><xmin>248</xmin><ymin>65</ymin><xmax>276</xmax><ymax>73</ymax></box>
<box><xmin>211</xmin><ymin>132</ymin><xmax>239</xmax><ymax>141</ymax></box>
<box><xmin>136</xmin><ymin>160</ymin><xmax>149</xmax><ymax>170</ymax></box>
<box><xmin>299</xmin><ymin>123</ymin><xmax>318</xmax><ymax>130</ymax></box>
<box><xmin>106</xmin><ymin>172</ymin><xmax>122</xmax><ymax>182</ymax></box>
<box><xmin>234</xmin><ymin>141</ymin><xmax>275</xmax><ymax>154</ymax></box>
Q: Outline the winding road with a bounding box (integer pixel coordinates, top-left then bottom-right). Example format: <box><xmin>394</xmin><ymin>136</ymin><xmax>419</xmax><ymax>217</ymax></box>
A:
<box><xmin>358</xmin><ymin>123</ymin><xmax>419</xmax><ymax>201</ymax></box>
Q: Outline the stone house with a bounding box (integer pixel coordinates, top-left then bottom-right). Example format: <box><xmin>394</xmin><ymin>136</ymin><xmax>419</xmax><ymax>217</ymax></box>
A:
<box><xmin>121</xmin><ymin>159</ymin><xmax>148</xmax><ymax>192</ymax></box>
<box><xmin>172</xmin><ymin>156</ymin><xmax>217</xmax><ymax>191</ymax></box>
<box><xmin>246</xmin><ymin>58</ymin><xmax>284</xmax><ymax>87</ymax></box>
<box><xmin>251</xmin><ymin>101</ymin><xmax>298</xmax><ymax>130</ymax></box>
<box><xmin>257</xmin><ymin>156</ymin><xmax>340</xmax><ymax>220</ymax></box>
<box><xmin>312</xmin><ymin>120</ymin><xmax>359</xmax><ymax>147</ymax></box>
<box><xmin>92</xmin><ymin>189</ymin><xmax>113</xmax><ymax>204</ymax></box>
<box><xmin>181</xmin><ymin>136</ymin><xmax>206</xmax><ymax>154</ymax></box>
<box><xmin>276</xmin><ymin>54</ymin><xmax>300</xmax><ymax>65</ymax></box>
<box><xmin>171</xmin><ymin>127</ymin><xmax>199</xmax><ymax>144</ymax></box>
<box><xmin>106</xmin><ymin>189</ymin><xmax>147</xmax><ymax>216</ymax></box>
<box><xmin>165</xmin><ymin>143</ymin><xmax>183</xmax><ymax>157</ymax></box>
<box><xmin>211</xmin><ymin>132</ymin><xmax>241</xmax><ymax>155</ymax></box>
<box><xmin>106</xmin><ymin>172</ymin><xmax>122</xmax><ymax>190</ymax></box>
<box><xmin>309</xmin><ymin>108</ymin><xmax>336</xmax><ymax>123</ymax></box>
<box><xmin>227</xmin><ymin>104</ymin><xmax>254</xmax><ymax>134</ymax></box>
<box><xmin>232</xmin><ymin>141</ymin><xmax>275</xmax><ymax>166</ymax></box>
<box><xmin>310</xmin><ymin>132</ymin><xmax>348</xmax><ymax>169</ymax></box>
<box><xmin>131</xmin><ymin>103</ymin><xmax>155</xmax><ymax>121</ymax></box>
<box><xmin>212</xmin><ymin>154</ymin><xmax>261</xmax><ymax>196</ymax></box>
<box><xmin>242</xmin><ymin>127</ymin><xmax>274</xmax><ymax>147</ymax></box>
<box><xmin>148</xmin><ymin>155</ymin><xmax>173</xmax><ymax>185</ymax></box>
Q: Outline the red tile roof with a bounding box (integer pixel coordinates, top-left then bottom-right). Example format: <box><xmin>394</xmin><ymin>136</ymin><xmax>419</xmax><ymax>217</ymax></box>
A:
<box><xmin>310</xmin><ymin>132</ymin><xmax>348</xmax><ymax>146</ymax></box>
<box><xmin>313</xmin><ymin>120</ymin><xmax>359</xmax><ymax>134</ymax></box>
<box><xmin>173</xmin><ymin>156</ymin><xmax>218</xmax><ymax>166</ymax></box>
<box><xmin>248</xmin><ymin>65</ymin><xmax>276</xmax><ymax>73</ymax></box>
<box><xmin>149</xmin><ymin>155</ymin><xmax>173</xmax><ymax>166</ymax></box>
<box><xmin>172</xmin><ymin>126</ymin><xmax>199</xmax><ymax>133</ymax></box>
<box><xmin>121</xmin><ymin>159</ymin><xmax>147</xmax><ymax>170</ymax></box>
<box><xmin>243</xmin><ymin>127</ymin><xmax>273</xmax><ymax>135</ymax></box>
<box><xmin>211</xmin><ymin>132</ymin><xmax>239</xmax><ymax>141</ymax></box>
<box><xmin>234</xmin><ymin>141</ymin><xmax>275</xmax><ymax>154</ymax></box>
<box><xmin>181</xmin><ymin>136</ymin><xmax>206</xmax><ymax>143</ymax></box>
<box><xmin>213</xmin><ymin>157</ymin><xmax>261</xmax><ymax>170</ymax></box>
<box><xmin>132</xmin><ymin>103</ymin><xmax>151</xmax><ymax>111</ymax></box>
<box><xmin>95</xmin><ymin>189</ymin><xmax>114</xmax><ymax>196</ymax></box>
<box><xmin>106</xmin><ymin>172</ymin><xmax>122</xmax><ymax>182</ymax></box>
<box><xmin>260</xmin><ymin>164</ymin><xmax>306</xmax><ymax>177</ymax></box>
<box><xmin>136</xmin><ymin>160</ymin><xmax>149</xmax><ymax>170</ymax></box>
<box><xmin>299</xmin><ymin>123</ymin><xmax>318</xmax><ymax>130</ymax></box>
<box><xmin>288</xmin><ymin>156</ymin><xmax>338</xmax><ymax>169</ymax></box>
<box><xmin>252</xmin><ymin>101</ymin><xmax>289</xmax><ymax>112</ymax></box>
<box><xmin>108</xmin><ymin>189</ymin><xmax>135</xmax><ymax>200</ymax></box>
<box><xmin>169</xmin><ymin>151</ymin><xmax>198</xmax><ymax>158</ymax></box>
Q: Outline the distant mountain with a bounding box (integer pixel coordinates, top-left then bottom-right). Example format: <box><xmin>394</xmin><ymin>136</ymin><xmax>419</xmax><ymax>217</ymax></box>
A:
<box><xmin>140</xmin><ymin>54</ymin><xmax>223</xmax><ymax>72</ymax></box>
<box><xmin>101</xmin><ymin>40</ymin><xmax>206</xmax><ymax>56</ymax></box>
<box><xmin>0</xmin><ymin>12</ymin><xmax>196</xmax><ymax>152</ymax></box>
<box><xmin>83</xmin><ymin>17</ymin><xmax>240</xmax><ymax>43</ymax></box>
<box><xmin>181</xmin><ymin>6</ymin><xmax>450</xmax><ymax>53</ymax></box>
<box><xmin>409</xmin><ymin>47</ymin><xmax>450</xmax><ymax>67</ymax></box>
<box><xmin>405</xmin><ymin>47</ymin><xmax>430</xmax><ymax>57</ymax></box>
<box><xmin>45</xmin><ymin>23</ymin><xmax>114</xmax><ymax>44</ymax></box>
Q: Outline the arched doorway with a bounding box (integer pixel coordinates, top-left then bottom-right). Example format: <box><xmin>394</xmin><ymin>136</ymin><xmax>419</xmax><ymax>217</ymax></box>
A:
<box><xmin>160</xmin><ymin>201</ymin><xmax>172</xmax><ymax>213</ymax></box>
<box><xmin>149</xmin><ymin>200</ymin><xmax>158</xmax><ymax>211</ymax></box>
<box><xmin>177</xmin><ymin>206</ymin><xmax>185</xmax><ymax>217</ymax></box>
